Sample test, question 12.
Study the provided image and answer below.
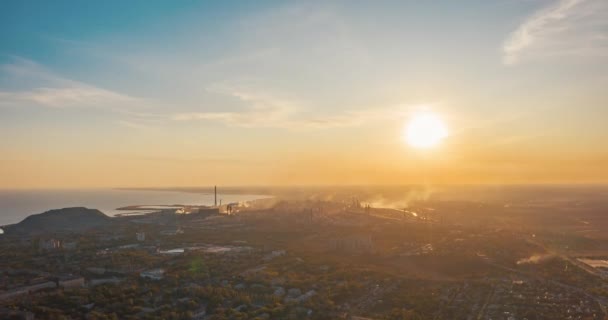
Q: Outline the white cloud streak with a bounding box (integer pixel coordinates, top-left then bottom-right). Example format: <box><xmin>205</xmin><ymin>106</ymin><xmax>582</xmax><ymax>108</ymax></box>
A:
<box><xmin>0</xmin><ymin>58</ymin><xmax>141</xmax><ymax>109</ymax></box>
<box><xmin>0</xmin><ymin>58</ymin><xmax>404</xmax><ymax>130</ymax></box>
<box><xmin>0</xmin><ymin>86</ymin><xmax>136</xmax><ymax>108</ymax></box>
<box><xmin>172</xmin><ymin>107</ymin><xmax>392</xmax><ymax>129</ymax></box>
<box><xmin>503</xmin><ymin>0</ymin><xmax>608</xmax><ymax>65</ymax></box>
<box><xmin>172</xmin><ymin>85</ymin><xmax>406</xmax><ymax>129</ymax></box>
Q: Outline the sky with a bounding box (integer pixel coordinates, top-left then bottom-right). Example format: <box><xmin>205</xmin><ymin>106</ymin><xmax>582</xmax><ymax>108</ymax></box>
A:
<box><xmin>0</xmin><ymin>0</ymin><xmax>607</xmax><ymax>189</ymax></box>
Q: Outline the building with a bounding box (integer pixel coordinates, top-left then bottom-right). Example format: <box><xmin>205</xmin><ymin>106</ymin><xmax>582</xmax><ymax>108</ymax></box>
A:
<box><xmin>178</xmin><ymin>207</ymin><xmax>220</xmax><ymax>220</ymax></box>
<box><xmin>86</xmin><ymin>267</ymin><xmax>106</xmax><ymax>275</ymax></box>
<box><xmin>89</xmin><ymin>277</ymin><xmax>124</xmax><ymax>287</ymax></box>
<box><xmin>63</xmin><ymin>241</ymin><xmax>78</xmax><ymax>250</ymax></box>
<box><xmin>0</xmin><ymin>308</ymin><xmax>35</xmax><ymax>320</ymax></box>
<box><xmin>192</xmin><ymin>305</ymin><xmax>207</xmax><ymax>319</ymax></box>
<box><xmin>197</xmin><ymin>207</ymin><xmax>220</xmax><ymax>215</ymax></box>
<box><xmin>58</xmin><ymin>275</ymin><xmax>85</xmax><ymax>289</ymax></box>
<box><xmin>39</xmin><ymin>238</ymin><xmax>62</xmax><ymax>250</ymax></box>
<box><xmin>330</xmin><ymin>234</ymin><xmax>374</xmax><ymax>253</ymax></box>
<box><xmin>136</xmin><ymin>232</ymin><xmax>145</xmax><ymax>241</ymax></box>
<box><xmin>140</xmin><ymin>268</ymin><xmax>165</xmax><ymax>280</ymax></box>
<box><xmin>160</xmin><ymin>228</ymin><xmax>184</xmax><ymax>236</ymax></box>
<box><xmin>264</xmin><ymin>249</ymin><xmax>287</xmax><ymax>261</ymax></box>
<box><xmin>0</xmin><ymin>281</ymin><xmax>57</xmax><ymax>301</ymax></box>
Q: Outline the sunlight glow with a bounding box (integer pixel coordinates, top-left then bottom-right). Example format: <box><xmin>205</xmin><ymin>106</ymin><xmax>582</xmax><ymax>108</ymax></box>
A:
<box><xmin>404</xmin><ymin>112</ymin><xmax>448</xmax><ymax>148</ymax></box>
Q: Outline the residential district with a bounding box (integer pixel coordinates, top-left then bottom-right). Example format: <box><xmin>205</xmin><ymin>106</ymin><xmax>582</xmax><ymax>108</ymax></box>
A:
<box><xmin>1</xmin><ymin>191</ymin><xmax>608</xmax><ymax>320</ymax></box>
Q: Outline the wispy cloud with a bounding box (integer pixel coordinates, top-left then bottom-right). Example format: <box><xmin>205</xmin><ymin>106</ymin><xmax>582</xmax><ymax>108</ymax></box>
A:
<box><xmin>0</xmin><ymin>87</ymin><xmax>136</xmax><ymax>108</ymax></box>
<box><xmin>112</xmin><ymin>154</ymin><xmax>263</xmax><ymax>166</ymax></box>
<box><xmin>0</xmin><ymin>58</ymin><xmax>403</xmax><ymax>130</ymax></box>
<box><xmin>503</xmin><ymin>0</ymin><xmax>608</xmax><ymax>65</ymax></box>
<box><xmin>0</xmin><ymin>57</ymin><xmax>141</xmax><ymax>109</ymax></box>
<box><xmin>172</xmin><ymin>86</ymin><xmax>294</xmax><ymax>128</ymax></box>
<box><xmin>114</xmin><ymin>120</ymin><xmax>152</xmax><ymax>130</ymax></box>
<box><xmin>172</xmin><ymin>107</ymin><xmax>396</xmax><ymax>129</ymax></box>
<box><xmin>172</xmin><ymin>85</ymin><xmax>405</xmax><ymax>129</ymax></box>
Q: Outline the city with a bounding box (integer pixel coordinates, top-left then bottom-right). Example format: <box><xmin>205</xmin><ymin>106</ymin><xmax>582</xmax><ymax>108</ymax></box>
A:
<box><xmin>1</xmin><ymin>186</ymin><xmax>608</xmax><ymax>319</ymax></box>
<box><xmin>1</xmin><ymin>0</ymin><xmax>608</xmax><ymax>319</ymax></box>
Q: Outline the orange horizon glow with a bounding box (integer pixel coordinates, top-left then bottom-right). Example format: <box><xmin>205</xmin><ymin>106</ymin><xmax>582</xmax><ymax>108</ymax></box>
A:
<box><xmin>1</xmin><ymin>2</ymin><xmax>608</xmax><ymax>189</ymax></box>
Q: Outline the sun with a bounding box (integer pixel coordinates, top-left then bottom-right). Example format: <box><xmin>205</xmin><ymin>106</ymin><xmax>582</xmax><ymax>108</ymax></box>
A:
<box><xmin>404</xmin><ymin>112</ymin><xmax>448</xmax><ymax>148</ymax></box>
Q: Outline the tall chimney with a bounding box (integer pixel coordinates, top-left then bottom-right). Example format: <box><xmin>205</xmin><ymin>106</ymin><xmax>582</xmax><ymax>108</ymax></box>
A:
<box><xmin>214</xmin><ymin>185</ymin><xmax>217</xmax><ymax>207</ymax></box>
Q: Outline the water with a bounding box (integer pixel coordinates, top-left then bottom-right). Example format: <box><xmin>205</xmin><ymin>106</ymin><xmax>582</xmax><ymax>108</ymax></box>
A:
<box><xmin>0</xmin><ymin>189</ymin><xmax>268</xmax><ymax>226</ymax></box>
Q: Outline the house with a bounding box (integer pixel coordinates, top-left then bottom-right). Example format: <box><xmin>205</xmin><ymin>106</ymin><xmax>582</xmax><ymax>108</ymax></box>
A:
<box><xmin>330</xmin><ymin>234</ymin><xmax>374</xmax><ymax>253</ymax></box>
<box><xmin>0</xmin><ymin>307</ymin><xmax>35</xmax><ymax>320</ymax></box>
<box><xmin>192</xmin><ymin>305</ymin><xmax>207</xmax><ymax>319</ymax></box>
<box><xmin>160</xmin><ymin>228</ymin><xmax>184</xmax><ymax>236</ymax></box>
<box><xmin>39</xmin><ymin>238</ymin><xmax>62</xmax><ymax>250</ymax></box>
<box><xmin>89</xmin><ymin>278</ymin><xmax>124</xmax><ymax>287</ymax></box>
<box><xmin>140</xmin><ymin>268</ymin><xmax>165</xmax><ymax>280</ymax></box>
<box><xmin>264</xmin><ymin>249</ymin><xmax>286</xmax><ymax>261</ymax></box>
<box><xmin>58</xmin><ymin>275</ymin><xmax>84</xmax><ymax>289</ymax></box>
<box><xmin>0</xmin><ymin>281</ymin><xmax>57</xmax><ymax>301</ymax></box>
<box><xmin>86</xmin><ymin>267</ymin><xmax>106</xmax><ymax>275</ymax></box>
<box><xmin>63</xmin><ymin>241</ymin><xmax>78</xmax><ymax>250</ymax></box>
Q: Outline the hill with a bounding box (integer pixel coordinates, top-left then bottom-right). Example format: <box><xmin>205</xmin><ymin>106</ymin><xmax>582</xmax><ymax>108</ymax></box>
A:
<box><xmin>3</xmin><ymin>207</ymin><xmax>113</xmax><ymax>234</ymax></box>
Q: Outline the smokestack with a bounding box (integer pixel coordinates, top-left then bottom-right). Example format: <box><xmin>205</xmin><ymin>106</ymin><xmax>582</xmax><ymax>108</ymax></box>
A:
<box><xmin>214</xmin><ymin>185</ymin><xmax>217</xmax><ymax>207</ymax></box>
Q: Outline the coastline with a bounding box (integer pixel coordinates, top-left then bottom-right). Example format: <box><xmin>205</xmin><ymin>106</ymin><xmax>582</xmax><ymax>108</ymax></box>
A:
<box><xmin>0</xmin><ymin>189</ymin><xmax>271</xmax><ymax>227</ymax></box>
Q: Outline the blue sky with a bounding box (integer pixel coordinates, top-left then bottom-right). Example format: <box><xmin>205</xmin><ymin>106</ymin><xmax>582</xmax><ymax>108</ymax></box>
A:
<box><xmin>1</xmin><ymin>0</ymin><xmax>607</xmax><ymax>187</ymax></box>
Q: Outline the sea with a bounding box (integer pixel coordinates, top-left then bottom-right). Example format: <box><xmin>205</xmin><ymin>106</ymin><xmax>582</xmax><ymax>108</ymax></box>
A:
<box><xmin>0</xmin><ymin>189</ymin><xmax>268</xmax><ymax>226</ymax></box>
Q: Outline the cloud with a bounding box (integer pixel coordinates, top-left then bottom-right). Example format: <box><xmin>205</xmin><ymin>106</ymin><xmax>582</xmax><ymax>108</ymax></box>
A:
<box><xmin>0</xmin><ymin>57</ymin><xmax>141</xmax><ymax>109</ymax></box>
<box><xmin>0</xmin><ymin>87</ymin><xmax>137</xmax><ymax>108</ymax></box>
<box><xmin>0</xmin><ymin>58</ymin><xmax>403</xmax><ymax>130</ymax></box>
<box><xmin>503</xmin><ymin>0</ymin><xmax>608</xmax><ymax>65</ymax></box>
<box><xmin>172</xmin><ymin>85</ymin><xmax>405</xmax><ymax>129</ymax></box>
<box><xmin>171</xmin><ymin>108</ymin><xmax>392</xmax><ymax>129</ymax></box>
<box><xmin>13</xmin><ymin>3</ymin><xmax>413</xmax><ymax>131</ymax></box>
<box><xmin>115</xmin><ymin>120</ymin><xmax>151</xmax><ymax>130</ymax></box>
<box><xmin>172</xmin><ymin>85</ymin><xmax>295</xmax><ymax>127</ymax></box>
<box><xmin>115</xmin><ymin>154</ymin><xmax>262</xmax><ymax>165</ymax></box>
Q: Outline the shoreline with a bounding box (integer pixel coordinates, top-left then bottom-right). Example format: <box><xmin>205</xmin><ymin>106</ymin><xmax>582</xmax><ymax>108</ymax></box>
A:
<box><xmin>0</xmin><ymin>189</ymin><xmax>272</xmax><ymax>227</ymax></box>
